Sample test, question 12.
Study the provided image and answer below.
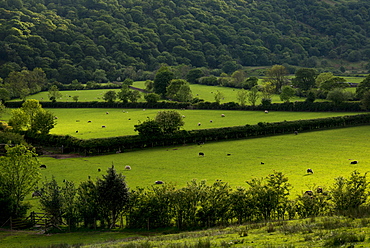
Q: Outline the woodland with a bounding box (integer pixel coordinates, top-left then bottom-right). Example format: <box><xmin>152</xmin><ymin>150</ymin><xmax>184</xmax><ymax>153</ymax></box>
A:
<box><xmin>1</xmin><ymin>0</ymin><xmax>370</xmax><ymax>86</ymax></box>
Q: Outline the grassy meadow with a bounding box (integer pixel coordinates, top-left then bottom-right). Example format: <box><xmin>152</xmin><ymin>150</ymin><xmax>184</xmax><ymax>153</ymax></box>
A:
<box><xmin>38</xmin><ymin>109</ymin><xmax>362</xmax><ymax>138</ymax></box>
<box><xmin>36</xmin><ymin>125</ymin><xmax>370</xmax><ymax>197</ymax></box>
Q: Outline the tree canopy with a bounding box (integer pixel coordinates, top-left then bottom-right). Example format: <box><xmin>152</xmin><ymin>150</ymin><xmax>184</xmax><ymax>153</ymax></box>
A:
<box><xmin>1</xmin><ymin>0</ymin><xmax>370</xmax><ymax>84</ymax></box>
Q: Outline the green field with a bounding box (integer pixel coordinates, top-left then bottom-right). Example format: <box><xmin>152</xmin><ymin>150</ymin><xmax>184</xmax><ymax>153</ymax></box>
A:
<box><xmin>18</xmin><ymin>83</ymin><xmax>307</xmax><ymax>104</ymax></box>
<box><xmin>37</xmin><ymin>125</ymin><xmax>370</xmax><ymax>197</ymax></box>
<box><xmin>42</xmin><ymin>109</ymin><xmax>362</xmax><ymax>138</ymax></box>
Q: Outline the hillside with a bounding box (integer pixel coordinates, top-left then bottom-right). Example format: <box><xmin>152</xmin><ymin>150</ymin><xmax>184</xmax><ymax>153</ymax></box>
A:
<box><xmin>1</xmin><ymin>0</ymin><xmax>370</xmax><ymax>83</ymax></box>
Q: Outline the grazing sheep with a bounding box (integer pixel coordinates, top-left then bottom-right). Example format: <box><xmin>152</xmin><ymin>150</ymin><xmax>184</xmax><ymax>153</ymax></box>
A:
<box><xmin>40</xmin><ymin>164</ymin><xmax>46</xmax><ymax>169</ymax></box>
<box><xmin>221</xmin><ymin>114</ymin><xmax>225</xmax><ymax>117</ymax></box>
<box><xmin>76</xmin><ymin>130</ymin><xmax>78</xmax><ymax>133</ymax></box>
<box><xmin>199</xmin><ymin>152</ymin><xmax>205</xmax><ymax>157</ymax></box>
<box><xmin>87</xmin><ymin>120</ymin><xmax>92</xmax><ymax>123</ymax></box>
<box><xmin>143</xmin><ymin>109</ymin><xmax>146</xmax><ymax>111</ymax></box>
<box><xmin>304</xmin><ymin>190</ymin><xmax>313</xmax><ymax>196</ymax></box>
<box><xmin>210</xmin><ymin>120</ymin><xmax>213</xmax><ymax>123</ymax></box>
<box><xmin>32</xmin><ymin>191</ymin><xmax>41</xmax><ymax>197</ymax></box>
<box><xmin>198</xmin><ymin>122</ymin><xmax>201</xmax><ymax>126</ymax></box>
<box><xmin>125</xmin><ymin>165</ymin><xmax>131</xmax><ymax>170</ymax></box>
<box><xmin>261</xmin><ymin>162</ymin><xmax>265</xmax><ymax>164</ymax></box>
<box><xmin>350</xmin><ymin>160</ymin><xmax>358</xmax><ymax>164</ymax></box>
<box><xmin>307</xmin><ymin>168</ymin><xmax>313</xmax><ymax>174</ymax></box>
<box><xmin>155</xmin><ymin>180</ymin><xmax>164</xmax><ymax>184</ymax></box>
<box><xmin>294</xmin><ymin>131</ymin><xmax>298</xmax><ymax>135</ymax></box>
<box><xmin>54</xmin><ymin>116</ymin><xmax>58</xmax><ymax>119</ymax></box>
<box><xmin>182</xmin><ymin>115</ymin><xmax>186</xmax><ymax>118</ymax></box>
<box><xmin>227</xmin><ymin>153</ymin><xmax>231</xmax><ymax>156</ymax></box>
<box><xmin>264</xmin><ymin>110</ymin><xmax>269</xmax><ymax>113</ymax></box>
<box><xmin>106</xmin><ymin>112</ymin><xmax>109</xmax><ymax>114</ymax></box>
<box><xmin>98</xmin><ymin>168</ymin><xmax>101</xmax><ymax>172</ymax></box>
<box><xmin>102</xmin><ymin>125</ymin><xmax>106</xmax><ymax>128</ymax></box>
<box><xmin>116</xmin><ymin>149</ymin><xmax>121</xmax><ymax>154</ymax></box>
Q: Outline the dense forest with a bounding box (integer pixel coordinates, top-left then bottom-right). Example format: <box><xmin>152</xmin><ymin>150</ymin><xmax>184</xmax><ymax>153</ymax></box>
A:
<box><xmin>1</xmin><ymin>0</ymin><xmax>370</xmax><ymax>84</ymax></box>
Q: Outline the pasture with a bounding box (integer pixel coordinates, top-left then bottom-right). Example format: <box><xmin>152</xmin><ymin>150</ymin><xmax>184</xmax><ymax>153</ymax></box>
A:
<box><xmin>36</xmin><ymin>125</ymin><xmax>370</xmax><ymax>200</ymax></box>
<box><xmin>44</xmin><ymin>109</ymin><xmax>363</xmax><ymax>138</ymax></box>
<box><xmin>18</xmin><ymin>82</ymin><xmax>307</xmax><ymax>104</ymax></box>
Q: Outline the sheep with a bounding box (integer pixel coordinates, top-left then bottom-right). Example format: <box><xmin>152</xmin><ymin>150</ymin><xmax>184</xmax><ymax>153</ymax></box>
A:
<box><xmin>76</xmin><ymin>130</ymin><xmax>78</xmax><ymax>133</ymax></box>
<box><xmin>87</xmin><ymin>120</ymin><xmax>92</xmax><ymax>123</ymax></box>
<box><xmin>210</xmin><ymin>120</ymin><xmax>213</xmax><ymax>123</ymax></box>
<box><xmin>40</xmin><ymin>164</ymin><xmax>46</xmax><ymax>169</ymax></box>
<box><xmin>227</xmin><ymin>153</ymin><xmax>231</xmax><ymax>156</ymax></box>
<box><xmin>304</xmin><ymin>190</ymin><xmax>313</xmax><ymax>196</ymax></box>
<box><xmin>221</xmin><ymin>114</ymin><xmax>225</xmax><ymax>117</ymax></box>
<box><xmin>155</xmin><ymin>180</ymin><xmax>164</xmax><ymax>184</ymax></box>
<box><xmin>264</xmin><ymin>110</ymin><xmax>269</xmax><ymax>113</ymax></box>
<box><xmin>350</xmin><ymin>160</ymin><xmax>358</xmax><ymax>164</ymax></box>
<box><xmin>125</xmin><ymin>165</ymin><xmax>131</xmax><ymax>170</ymax></box>
<box><xmin>102</xmin><ymin>125</ymin><xmax>106</xmax><ymax>128</ymax></box>
<box><xmin>199</xmin><ymin>152</ymin><xmax>205</xmax><ymax>157</ymax></box>
<box><xmin>182</xmin><ymin>115</ymin><xmax>186</xmax><ymax>118</ymax></box>
<box><xmin>307</xmin><ymin>168</ymin><xmax>313</xmax><ymax>174</ymax></box>
<box><xmin>261</xmin><ymin>162</ymin><xmax>265</xmax><ymax>164</ymax></box>
<box><xmin>98</xmin><ymin>168</ymin><xmax>101</xmax><ymax>172</ymax></box>
<box><xmin>106</xmin><ymin>112</ymin><xmax>109</xmax><ymax>114</ymax></box>
<box><xmin>198</xmin><ymin>122</ymin><xmax>201</xmax><ymax>126</ymax></box>
<box><xmin>294</xmin><ymin>131</ymin><xmax>298</xmax><ymax>135</ymax></box>
<box><xmin>32</xmin><ymin>191</ymin><xmax>41</xmax><ymax>197</ymax></box>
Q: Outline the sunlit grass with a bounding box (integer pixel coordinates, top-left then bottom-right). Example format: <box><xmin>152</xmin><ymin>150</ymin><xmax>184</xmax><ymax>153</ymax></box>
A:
<box><xmin>42</xmin><ymin>109</ymin><xmax>362</xmax><ymax>139</ymax></box>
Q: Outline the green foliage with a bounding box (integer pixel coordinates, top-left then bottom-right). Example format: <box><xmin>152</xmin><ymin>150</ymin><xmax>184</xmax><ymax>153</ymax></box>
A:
<box><xmin>246</xmin><ymin>171</ymin><xmax>291</xmax><ymax>220</ymax></box>
<box><xmin>153</xmin><ymin>67</ymin><xmax>174</xmax><ymax>97</ymax></box>
<box><xmin>248</xmin><ymin>86</ymin><xmax>260</xmax><ymax>106</ymax></box>
<box><xmin>134</xmin><ymin>118</ymin><xmax>162</xmax><ymax>137</ymax></box>
<box><xmin>166</xmin><ymin>79</ymin><xmax>192</xmax><ymax>102</ymax></box>
<box><xmin>292</xmin><ymin>68</ymin><xmax>318</xmax><ymax>91</ymax></box>
<box><xmin>48</xmin><ymin>85</ymin><xmax>62</xmax><ymax>102</ymax></box>
<box><xmin>356</xmin><ymin>74</ymin><xmax>370</xmax><ymax>99</ymax></box>
<box><xmin>331</xmin><ymin>170</ymin><xmax>369</xmax><ymax>213</ymax></box>
<box><xmin>360</xmin><ymin>90</ymin><xmax>370</xmax><ymax>111</ymax></box>
<box><xmin>236</xmin><ymin>89</ymin><xmax>248</xmax><ymax>106</ymax></box>
<box><xmin>96</xmin><ymin>165</ymin><xmax>129</xmax><ymax>228</ymax></box>
<box><xmin>103</xmin><ymin>90</ymin><xmax>117</xmax><ymax>103</ymax></box>
<box><xmin>266</xmin><ymin>65</ymin><xmax>289</xmax><ymax>93</ymax></box>
<box><xmin>144</xmin><ymin>93</ymin><xmax>160</xmax><ymax>103</ymax></box>
<box><xmin>214</xmin><ymin>91</ymin><xmax>224</xmax><ymax>104</ymax></box>
<box><xmin>326</xmin><ymin>88</ymin><xmax>351</xmax><ymax>105</ymax></box>
<box><xmin>186</xmin><ymin>69</ymin><xmax>204</xmax><ymax>84</ymax></box>
<box><xmin>279</xmin><ymin>86</ymin><xmax>295</xmax><ymax>103</ymax></box>
<box><xmin>8</xmin><ymin>99</ymin><xmax>55</xmax><ymax>134</ymax></box>
<box><xmin>0</xmin><ymin>145</ymin><xmax>41</xmax><ymax>217</ymax></box>
<box><xmin>155</xmin><ymin>110</ymin><xmax>185</xmax><ymax>134</ymax></box>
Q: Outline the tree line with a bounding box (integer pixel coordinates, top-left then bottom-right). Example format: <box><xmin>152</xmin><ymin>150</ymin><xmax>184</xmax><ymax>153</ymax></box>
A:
<box><xmin>1</xmin><ymin>0</ymin><xmax>370</xmax><ymax>85</ymax></box>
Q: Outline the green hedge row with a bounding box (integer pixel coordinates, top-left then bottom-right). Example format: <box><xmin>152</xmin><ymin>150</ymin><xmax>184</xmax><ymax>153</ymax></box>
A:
<box><xmin>6</xmin><ymin>100</ymin><xmax>364</xmax><ymax>112</ymax></box>
<box><xmin>25</xmin><ymin>114</ymin><xmax>370</xmax><ymax>155</ymax></box>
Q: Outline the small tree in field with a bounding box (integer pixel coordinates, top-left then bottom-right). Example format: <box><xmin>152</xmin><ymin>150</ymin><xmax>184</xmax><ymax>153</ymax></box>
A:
<box><xmin>248</xmin><ymin>86</ymin><xmax>260</xmax><ymax>106</ymax></box>
<box><xmin>155</xmin><ymin>110</ymin><xmax>185</xmax><ymax>134</ymax></box>
<box><xmin>103</xmin><ymin>90</ymin><xmax>117</xmax><ymax>103</ymax></box>
<box><xmin>236</xmin><ymin>89</ymin><xmax>248</xmax><ymax>106</ymax></box>
<box><xmin>96</xmin><ymin>165</ymin><xmax>129</xmax><ymax>228</ymax></box>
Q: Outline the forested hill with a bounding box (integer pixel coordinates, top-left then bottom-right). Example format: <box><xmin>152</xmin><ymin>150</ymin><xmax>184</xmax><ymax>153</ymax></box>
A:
<box><xmin>1</xmin><ymin>0</ymin><xmax>370</xmax><ymax>83</ymax></box>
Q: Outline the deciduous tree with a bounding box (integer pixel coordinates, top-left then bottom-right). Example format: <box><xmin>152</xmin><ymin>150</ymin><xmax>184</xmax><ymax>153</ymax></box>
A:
<box><xmin>0</xmin><ymin>145</ymin><xmax>41</xmax><ymax>217</ymax></box>
<box><xmin>265</xmin><ymin>65</ymin><xmax>289</xmax><ymax>93</ymax></box>
<box><xmin>155</xmin><ymin>110</ymin><xmax>184</xmax><ymax>134</ymax></box>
